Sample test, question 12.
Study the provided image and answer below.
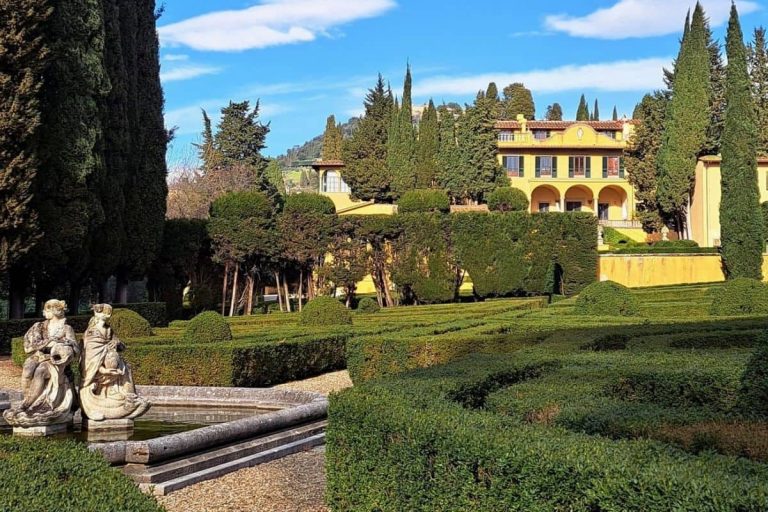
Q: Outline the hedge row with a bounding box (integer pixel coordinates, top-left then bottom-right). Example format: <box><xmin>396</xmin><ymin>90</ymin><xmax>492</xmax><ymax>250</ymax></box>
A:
<box><xmin>0</xmin><ymin>437</ymin><xmax>163</xmax><ymax>512</ymax></box>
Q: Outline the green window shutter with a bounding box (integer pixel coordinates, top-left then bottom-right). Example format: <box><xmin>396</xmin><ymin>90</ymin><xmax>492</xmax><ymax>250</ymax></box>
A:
<box><xmin>619</xmin><ymin>156</ymin><xmax>625</xmax><ymax>178</ymax></box>
<box><xmin>568</xmin><ymin>156</ymin><xmax>574</xmax><ymax>178</ymax></box>
<box><xmin>502</xmin><ymin>156</ymin><xmax>510</xmax><ymax>169</ymax></box>
<box><xmin>602</xmin><ymin>156</ymin><xmax>608</xmax><ymax>178</ymax></box>
<box><xmin>585</xmin><ymin>157</ymin><xmax>591</xmax><ymax>178</ymax></box>
<box><xmin>552</xmin><ymin>156</ymin><xmax>557</xmax><ymax>178</ymax></box>
<box><xmin>535</xmin><ymin>156</ymin><xmax>541</xmax><ymax>178</ymax></box>
<box><xmin>519</xmin><ymin>156</ymin><xmax>524</xmax><ymax>177</ymax></box>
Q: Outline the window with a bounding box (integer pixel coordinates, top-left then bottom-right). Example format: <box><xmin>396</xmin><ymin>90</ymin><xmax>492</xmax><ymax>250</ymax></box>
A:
<box><xmin>321</xmin><ymin>171</ymin><xmax>350</xmax><ymax>193</ymax></box>
<box><xmin>598</xmin><ymin>203</ymin><xmax>609</xmax><ymax>220</ymax></box>
<box><xmin>502</xmin><ymin>155</ymin><xmax>524</xmax><ymax>177</ymax></box>
<box><xmin>569</xmin><ymin>156</ymin><xmax>591</xmax><ymax>178</ymax></box>
<box><xmin>599</xmin><ymin>130</ymin><xmax>617</xmax><ymax>139</ymax></box>
<box><xmin>566</xmin><ymin>201</ymin><xmax>582</xmax><ymax>212</ymax></box>
<box><xmin>533</xmin><ymin>130</ymin><xmax>549</xmax><ymax>140</ymax></box>
<box><xmin>602</xmin><ymin>156</ymin><xmax>623</xmax><ymax>178</ymax></box>
<box><xmin>535</xmin><ymin>156</ymin><xmax>557</xmax><ymax>177</ymax></box>
<box><xmin>538</xmin><ymin>202</ymin><xmax>550</xmax><ymax>212</ymax></box>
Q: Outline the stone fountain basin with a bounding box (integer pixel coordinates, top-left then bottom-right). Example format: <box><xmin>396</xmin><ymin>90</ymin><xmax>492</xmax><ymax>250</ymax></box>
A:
<box><xmin>91</xmin><ymin>385</ymin><xmax>328</xmax><ymax>465</ymax></box>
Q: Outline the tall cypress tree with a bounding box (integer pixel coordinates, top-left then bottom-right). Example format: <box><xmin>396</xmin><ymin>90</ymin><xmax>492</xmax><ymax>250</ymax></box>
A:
<box><xmin>702</xmin><ymin>17</ymin><xmax>727</xmax><ymax>156</ymax></box>
<box><xmin>388</xmin><ymin>66</ymin><xmax>417</xmax><ymax>198</ymax></box>
<box><xmin>657</xmin><ymin>3</ymin><xmax>710</xmax><ymax>236</ymax></box>
<box><xmin>415</xmin><ymin>99</ymin><xmax>439</xmax><ymax>188</ymax></box>
<box><xmin>195</xmin><ymin>109</ymin><xmax>221</xmax><ymax>172</ymax></box>
<box><xmin>458</xmin><ymin>92</ymin><xmax>506</xmax><ymax>203</ymax></box>
<box><xmin>592</xmin><ymin>99</ymin><xmax>600</xmax><ymax>121</ymax></box>
<box><xmin>720</xmin><ymin>4</ymin><xmax>763</xmax><ymax>280</ymax></box>
<box><xmin>612</xmin><ymin>105</ymin><xmax>619</xmax><ymax>120</ymax></box>
<box><xmin>436</xmin><ymin>104</ymin><xmax>463</xmax><ymax>201</ymax></box>
<box><xmin>0</xmin><ymin>0</ymin><xmax>50</xmax><ymax>273</ymax></box>
<box><xmin>485</xmin><ymin>82</ymin><xmax>502</xmax><ymax>119</ymax></box>
<box><xmin>341</xmin><ymin>74</ymin><xmax>393</xmax><ymax>202</ymax></box>
<box><xmin>502</xmin><ymin>83</ymin><xmax>535</xmax><ymax>119</ymax></box>
<box><xmin>545</xmin><ymin>103</ymin><xmax>563</xmax><ymax>121</ymax></box>
<box><xmin>321</xmin><ymin>114</ymin><xmax>343</xmax><ymax>160</ymax></box>
<box><xmin>576</xmin><ymin>94</ymin><xmax>590</xmax><ymax>121</ymax></box>
<box><xmin>750</xmin><ymin>27</ymin><xmax>768</xmax><ymax>155</ymax></box>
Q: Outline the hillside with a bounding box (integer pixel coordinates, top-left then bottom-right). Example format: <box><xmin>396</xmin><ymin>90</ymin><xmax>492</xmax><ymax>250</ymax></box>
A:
<box><xmin>276</xmin><ymin>117</ymin><xmax>360</xmax><ymax>168</ymax></box>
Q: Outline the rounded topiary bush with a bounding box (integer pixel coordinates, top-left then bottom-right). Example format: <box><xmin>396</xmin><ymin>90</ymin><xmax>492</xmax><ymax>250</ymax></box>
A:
<box><xmin>357</xmin><ymin>297</ymin><xmax>381</xmax><ymax>313</ymax></box>
<box><xmin>397</xmin><ymin>189</ymin><xmax>450</xmax><ymax>214</ymax></box>
<box><xmin>709</xmin><ymin>278</ymin><xmax>768</xmax><ymax>316</ymax></box>
<box><xmin>574</xmin><ymin>280</ymin><xmax>640</xmax><ymax>317</ymax></box>
<box><xmin>487</xmin><ymin>187</ymin><xmax>529</xmax><ymax>212</ymax></box>
<box><xmin>739</xmin><ymin>335</ymin><xmax>768</xmax><ymax>418</ymax></box>
<box><xmin>109</xmin><ymin>309</ymin><xmax>152</xmax><ymax>338</ymax></box>
<box><xmin>300</xmin><ymin>296</ymin><xmax>352</xmax><ymax>326</ymax></box>
<box><xmin>181</xmin><ymin>311</ymin><xmax>233</xmax><ymax>344</ymax></box>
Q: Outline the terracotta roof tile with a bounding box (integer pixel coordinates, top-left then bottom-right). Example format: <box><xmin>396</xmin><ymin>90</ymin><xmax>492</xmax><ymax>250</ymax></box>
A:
<box><xmin>311</xmin><ymin>159</ymin><xmax>345</xmax><ymax>167</ymax></box>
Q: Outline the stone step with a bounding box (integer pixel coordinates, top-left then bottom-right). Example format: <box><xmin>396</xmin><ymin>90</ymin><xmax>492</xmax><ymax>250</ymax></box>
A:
<box><xmin>140</xmin><ymin>432</ymin><xmax>325</xmax><ymax>496</ymax></box>
<box><xmin>123</xmin><ymin>420</ymin><xmax>326</xmax><ymax>491</ymax></box>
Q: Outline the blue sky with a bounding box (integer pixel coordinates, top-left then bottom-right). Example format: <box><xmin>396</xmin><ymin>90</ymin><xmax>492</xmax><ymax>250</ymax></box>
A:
<box><xmin>159</xmin><ymin>0</ymin><xmax>766</xmax><ymax>167</ymax></box>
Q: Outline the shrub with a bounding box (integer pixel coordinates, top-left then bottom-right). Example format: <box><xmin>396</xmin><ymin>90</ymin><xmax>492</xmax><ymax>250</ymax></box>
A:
<box><xmin>396</xmin><ymin>189</ymin><xmax>450</xmax><ymax>213</ymax></box>
<box><xmin>739</xmin><ymin>336</ymin><xmax>768</xmax><ymax>417</ymax></box>
<box><xmin>115</xmin><ymin>302</ymin><xmax>167</xmax><ymax>327</ymax></box>
<box><xmin>575</xmin><ymin>280</ymin><xmax>640</xmax><ymax>317</ymax></box>
<box><xmin>357</xmin><ymin>297</ymin><xmax>381</xmax><ymax>313</ymax></box>
<box><xmin>300</xmin><ymin>296</ymin><xmax>352</xmax><ymax>326</ymax></box>
<box><xmin>181</xmin><ymin>311</ymin><xmax>233</xmax><ymax>344</ymax></box>
<box><xmin>487</xmin><ymin>187</ymin><xmax>529</xmax><ymax>212</ymax></box>
<box><xmin>0</xmin><ymin>437</ymin><xmax>164</xmax><ymax>512</ymax></box>
<box><xmin>709</xmin><ymin>278</ymin><xmax>768</xmax><ymax>316</ymax></box>
<box><xmin>109</xmin><ymin>309</ymin><xmax>152</xmax><ymax>338</ymax></box>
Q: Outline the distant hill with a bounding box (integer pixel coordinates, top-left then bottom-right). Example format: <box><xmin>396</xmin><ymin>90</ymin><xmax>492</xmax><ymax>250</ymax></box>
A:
<box><xmin>276</xmin><ymin>117</ymin><xmax>360</xmax><ymax>168</ymax></box>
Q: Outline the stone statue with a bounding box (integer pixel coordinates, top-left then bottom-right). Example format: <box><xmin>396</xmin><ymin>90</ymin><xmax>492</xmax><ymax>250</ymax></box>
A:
<box><xmin>79</xmin><ymin>304</ymin><xmax>150</xmax><ymax>421</ymax></box>
<box><xmin>3</xmin><ymin>299</ymin><xmax>79</xmax><ymax>428</ymax></box>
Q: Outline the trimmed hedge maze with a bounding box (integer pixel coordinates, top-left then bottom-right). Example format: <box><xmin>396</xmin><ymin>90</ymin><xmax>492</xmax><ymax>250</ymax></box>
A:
<box><xmin>329</xmin><ymin>284</ymin><xmax>768</xmax><ymax>510</ymax></box>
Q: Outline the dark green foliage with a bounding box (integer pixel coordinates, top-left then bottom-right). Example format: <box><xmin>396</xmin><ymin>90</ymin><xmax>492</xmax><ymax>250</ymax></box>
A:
<box><xmin>720</xmin><ymin>4</ymin><xmax>764</xmax><ymax>279</ymax></box>
<box><xmin>625</xmin><ymin>92</ymin><xmax>668</xmax><ymax>232</ymax></box>
<box><xmin>265</xmin><ymin>159</ymin><xmax>285</xmax><ymax>196</ymax></box>
<box><xmin>501</xmin><ymin>82</ymin><xmax>535</xmax><ymax>119</ymax></box>
<box><xmin>709</xmin><ymin>277</ymin><xmax>768</xmax><ymax>315</ymax></box>
<box><xmin>545</xmin><ymin>102</ymin><xmax>563</xmax><ymax>121</ymax></box>
<box><xmin>657</xmin><ymin>4</ymin><xmax>710</xmax><ymax>232</ymax></box>
<box><xmin>319</xmin><ymin>217</ymin><xmax>368</xmax><ymax>308</ymax></box>
<box><xmin>486</xmin><ymin>187</ymin><xmax>529</xmax><ymax>212</ymax></box>
<box><xmin>435</xmin><ymin>104</ymin><xmax>463</xmax><ymax>199</ymax></box>
<box><xmin>703</xmin><ymin>17</ymin><xmax>727</xmax><ymax>156</ymax></box>
<box><xmin>117</xmin><ymin>302</ymin><xmax>167</xmax><ymax>327</ymax></box>
<box><xmin>612</xmin><ymin>105</ymin><xmax>619</xmax><ymax>120</ymax></box>
<box><xmin>485</xmin><ymin>82</ymin><xmax>502</xmax><ymax>118</ymax></box>
<box><xmin>209</xmin><ymin>190</ymin><xmax>275</xmax><ymax>266</ymax></box>
<box><xmin>2</xmin><ymin>315</ymin><xmax>90</xmax><ymax>357</ymax></box>
<box><xmin>750</xmin><ymin>27</ymin><xmax>768</xmax><ymax>155</ymax></box>
<box><xmin>300</xmin><ymin>296</ymin><xmax>352</xmax><ymax>326</ymax></box>
<box><xmin>278</xmin><ymin>193</ymin><xmax>336</xmax><ymax>279</ymax></box>
<box><xmin>576</xmin><ymin>94</ymin><xmax>590</xmax><ymax>121</ymax></box>
<box><xmin>391</xmin><ymin>213</ymin><xmax>456</xmax><ymax>304</ymax></box>
<box><xmin>592</xmin><ymin>98</ymin><xmax>600</xmax><ymax>121</ymax></box>
<box><xmin>575</xmin><ymin>280</ymin><xmax>640</xmax><ymax>317</ymax></box>
<box><xmin>762</xmin><ymin>201</ymin><xmax>768</xmax><ymax>240</ymax></box>
<box><xmin>342</xmin><ymin>75</ymin><xmax>393</xmax><ymax>202</ymax></box>
<box><xmin>110</xmin><ymin>308</ymin><xmax>152</xmax><ymax>338</ymax></box>
<box><xmin>739</xmin><ymin>335</ymin><xmax>768</xmax><ymax>417</ymax></box>
<box><xmin>357</xmin><ymin>297</ymin><xmax>380</xmax><ymax>313</ymax></box>
<box><xmin>0</xmin><ymin>0</ymin><xmax>49</xmax><ymax>271</ymax></box>
<box><xmin>181</xmin><ymin>310</ymin><xmax>232</xmax><ymax>344</ymax></box>
<box><xmin>321</xmin><ymin>114</ymin><xmax>343</xmax><ymax>160</ymax></box>
<box><xmin>414</xmin><ymin>99</ymin><xmax>439</xmax><ymax>188</ymax></box>
<box><xmin>396</xmin><ymin>189</ymin><xmax>450</xmax><ymax>213</ymax></box>
<box><xmin>0</xmin><ymin>437</ymin><xmax>164</xmax><ymax>512</ymax></box>
<box><xmin>388</xmin><ymin>66</ymin><xmax>417</xmax><ymax>198</ymax></box>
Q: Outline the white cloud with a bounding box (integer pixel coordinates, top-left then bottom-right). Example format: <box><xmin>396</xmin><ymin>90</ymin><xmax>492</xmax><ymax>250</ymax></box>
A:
<box><xmin>158</xmin><ymin>0</ymin><xmax>397</xmax><ymax>52</ymax></box>
<box><xmin>165</xmin><ymin>99</ymin><xmax>291</xmax><ymax>135</ymax></box>
<box><xmin>545</xmin><ymin>0</ymin><xmax>760</xmax><ymax>39</ymax></box>
<box><xmin>161</xmin><ymin>65</ymin><xmax>222</xmax><ymax>82</ymax></box>
<box><xmin>412</xmin><ymin>58</ymin><xmax>672</xmax><ymax>97</ymax></box>
<box><xmin>162</xmin><ymin>53</ymin><xmax>189</xmax><ymax>62</ymax></box>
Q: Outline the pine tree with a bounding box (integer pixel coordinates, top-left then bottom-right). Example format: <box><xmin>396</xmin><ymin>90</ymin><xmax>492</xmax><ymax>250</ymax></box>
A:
<box><xmin>436</xmin><ymin>104</ymin><xmax>463</xmax><ymax>201</ymax></box>
<box><xmin>415</xmin><ymin>99</ymin><xmax>439</xmax><ymax>188</ymax></box>
<box><xmin>625</xmin><ymin>92</ymin><xmax>669</xmax><ymax>232</ymax></box>
<box><xmin>388</xmin><ymin>66</ymin><xmax>417</xmax><ymax>198</ymax></box>
<box><xmin>592</xmin><ymin>99</ymin><xmax>600</xmax><ymax>121</ymax></box>
<box><xmin>341</xmin><ymin>74</ymin><xmax>394</xmax><ymax>202</ymax></box>
<box><xmin>720</xmin><ymin>4</ymin><xmax>763</xmax><ymax>279</ymax></box>
<box><xmin>545</xmin><ymin>103</ymin><xmax>563</xmax><ymax>121</ymax></box>
<box><xmin>485</xmin><ymin>82</ymin><xmax>502</xmax><ymax>119</ymax></box>
<box><xmin>612</xmin><ymin>105</ymin><xmax>619</xmax><ymax>120</ymax></box>
<box><xmin>502</xmin><ymin>83</ymin><xmax>535</xmax><ymax>119</ymax></box>
<box><xmin>458</xmin><ymin>92</ymin><xmax>506</xmax><ymax>203</ymax></box>
<box><xmin>0</xmin><ymin>0</ymin><xmax>50</xmax><ymax>272</ymax></box>
<box><xmin>749</xmin><ymin>27</ymin><xmax>768</xmax><ymax>155</ymax></box>
<box><xmin>657</xmin><ymin>2</ymin><xmax>710</xmax><ymax>236</ymax></box>
<box><xmin>576</xmin><ymin>94</ymin><xmax>590</xmax><ymax>121</ymax></box>
<box><xmin>321</xmin><ymin>114</ymin><xmax>343</xmax><ymax>160</ymax></box>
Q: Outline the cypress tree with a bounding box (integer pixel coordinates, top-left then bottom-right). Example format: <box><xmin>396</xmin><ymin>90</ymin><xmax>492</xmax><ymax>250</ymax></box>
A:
<box><xmin>592</xmin><ymin>99</ymin><xmax>600</xmax><ymax>121</ymax></box>
<box><xmin>415</xmin><ymin>99</ymin><xmax>439</xmax><ymax>188</ymax></box>
<box><xmin>657</xmin><ymin>2</ymin><xmax>710</xmax><ymax>236</ymax></box>
<box><xmin>458</xmin><ymin>92</ymin><xmax>506</xmax><ymax>203</ymax></box>
<box><xmin>703</xmin><ymin>17</ymin><xmax>727</xmax><ymax>156</ymax></box>
<box><xmin>486</xmin><ymin>82</ymin><xmax>502</xmax><ymax>118</ymax></box>
<box><xmin>576</xmin><ymin>94</ymin><xmax>590</xmax><ymax>121</ymax></box>
<box><xmin>436</xmin><ymin>104</ymin><xmax>463</xmax><ymax>201</ymax></box>
<box><xmin>265</xmin><ymin>159</ymin><xmax>285</xmax><ymax>196</ymax></box>
<box><xmin>388</xmin><ymin>66</ymin><xmax>417</xmax><ymax>198</ymax></box>
<box><xmin>720</xmin><ymin>4</ymin><xmax>763</xmax><ymax>280</ymax></box>
<box><xmin>321</xmin><ymin>114</ymin><xmax>343</xmax><ymax>160</ymax></box>
<box><xmin>749</xmin><ymin>27</ymin><xmax>768</xmax><ymax>155</ymax></box>
<box><xmin>545</xmin><ymin>103</ymin><xmax>563</xmax><ymax>121</ymax></box>
<box><xmin>502</xmin><ymin>83</ymin><xmax>535</xmax><ymax>119</ymax></box>
<box><xmin>612</xmin><ymin>105</ymin><xmax>619</xmax><ymax>120</ymax></box>
<box><xmin>0</xmin><ymin>0</ymin><xmax>50</xmax><ymax>272</ymax></box>
<box><xmin>342</xmin><ymin>74</ymin><xmax>393</xmax><ymax>202</ymax></box>
<box><xmin>195</xmin><ymin>109</ymin><xmax>221</xmax><ymax>172</ymax></box>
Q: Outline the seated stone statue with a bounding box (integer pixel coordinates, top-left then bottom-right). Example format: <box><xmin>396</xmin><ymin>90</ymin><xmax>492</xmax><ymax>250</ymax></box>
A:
<box><xmin>79</xmin><ymin>304</ymin><xmax>150</xmax><ymax>421</ymax></box>
<box><xmin>3</xmin><ymin>299</ymin><xmax>79</xmax><ymax>427</ymax></box>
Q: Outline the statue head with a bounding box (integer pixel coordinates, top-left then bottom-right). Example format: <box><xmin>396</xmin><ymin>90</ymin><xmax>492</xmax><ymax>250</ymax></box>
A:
<box><xmin>43</xmin><ymin>299</ymin><xmax>67</xmax><ymax>320</ymax></box>
<box><xmin>91</xmin><ymin>303</ymin><xmax>114</xmax><ymax>324</ymax></box>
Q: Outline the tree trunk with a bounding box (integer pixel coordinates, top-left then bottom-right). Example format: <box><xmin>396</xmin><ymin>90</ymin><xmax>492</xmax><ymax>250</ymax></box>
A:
<box><xmin>245</xmin><ymin>273</ymin><xmax>254</xmax><ymax>315</ymax></box>
<box><xmin>115</xmin><ymin>268</ymin><xmax>130</xmax><ymax>304</ymax></box>
<box><xmin>283</xmin><ymin>274</ymin><xmax>291</xmax><ymax>312</ymax></box>
<box><xmin>221</xmin><ymin>261</ymin><xmax>230</xmax><ymax>316</ymax></box>
<box><xmin>274</xmin><ymin>271</ymin><xmax>284</xmax><ymax>312</ymax></box>
<box><xmin>9</xmin><ymin>269</ymin><xmax>27</xmax><ymax>319</ymax></box>
<box><xmin>229</xmin><ymin>264</ymin><xmax>239</xmax><ymax>317</ymax></box>
<box><xmin>68</xmin><ymin>281</ymin><xmax>81</xmax><ymax>316</ymax></box>
<box><xmin>298</xmin><ymin>269</ymin><xmax>304</xmax><ymax>312</ymax></box>
<box><xmin>34</xmin><ymin>280</ymin><xmax>53</xmax><ymax>316</ymax></box>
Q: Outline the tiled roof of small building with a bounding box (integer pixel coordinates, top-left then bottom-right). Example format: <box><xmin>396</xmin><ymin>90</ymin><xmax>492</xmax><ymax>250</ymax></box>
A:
<box><xmin>311</xmin><ymin>159</ymin><xmax>345</xmax><ymax>167</ymax></box>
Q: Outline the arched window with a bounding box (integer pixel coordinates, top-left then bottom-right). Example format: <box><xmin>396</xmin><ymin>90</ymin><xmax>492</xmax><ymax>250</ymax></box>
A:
<box><xmin>321</xmin><ymin>170</ymin><xmax>350</xmax><ymax>193</ymax></box>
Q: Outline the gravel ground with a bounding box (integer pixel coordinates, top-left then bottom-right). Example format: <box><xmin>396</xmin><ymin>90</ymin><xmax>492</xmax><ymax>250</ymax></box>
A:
<box><xmin>275</xmin><ymin>370</ymin><xmax>352</xmax><ymax>396</ymax></box>
<box><xmin>0</xmin><ymin>356</ymin><xmax>21</xmax><ymax>391</ymax></box>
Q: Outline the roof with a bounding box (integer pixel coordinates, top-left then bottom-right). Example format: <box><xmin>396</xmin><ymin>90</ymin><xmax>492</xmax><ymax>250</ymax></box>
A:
<box><xmin>700</xmin><ymin>155</ymin><xmax>768</xmax><ymax>164</ymax></box>
<box><xmin>311</xmin><ymin>159</ymin><xmax>345</xmax><ymax>168</ymax></box>
<box><xmin>494</xmin><ymin>120</ymin><xmax>631</xmax><ymax>130</ymax></box>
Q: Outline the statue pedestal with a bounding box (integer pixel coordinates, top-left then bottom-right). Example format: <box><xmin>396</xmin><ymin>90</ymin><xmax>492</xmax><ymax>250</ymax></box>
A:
<box><xmin>13</xmin><ymin>423</ymin><xmax>69</xmax><ymax>437</ymax></box>
<box><xmin>83</xmin><ymin>419</ymin><xmax>134</xmax><ymax>442</ymax></box>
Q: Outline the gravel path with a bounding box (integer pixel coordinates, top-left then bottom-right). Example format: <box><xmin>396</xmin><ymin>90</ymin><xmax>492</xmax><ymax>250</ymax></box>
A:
<box><xmin>0</xmin><ymin>356</ymin><xmax>21</xmax><ymax>391</ymax></box>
